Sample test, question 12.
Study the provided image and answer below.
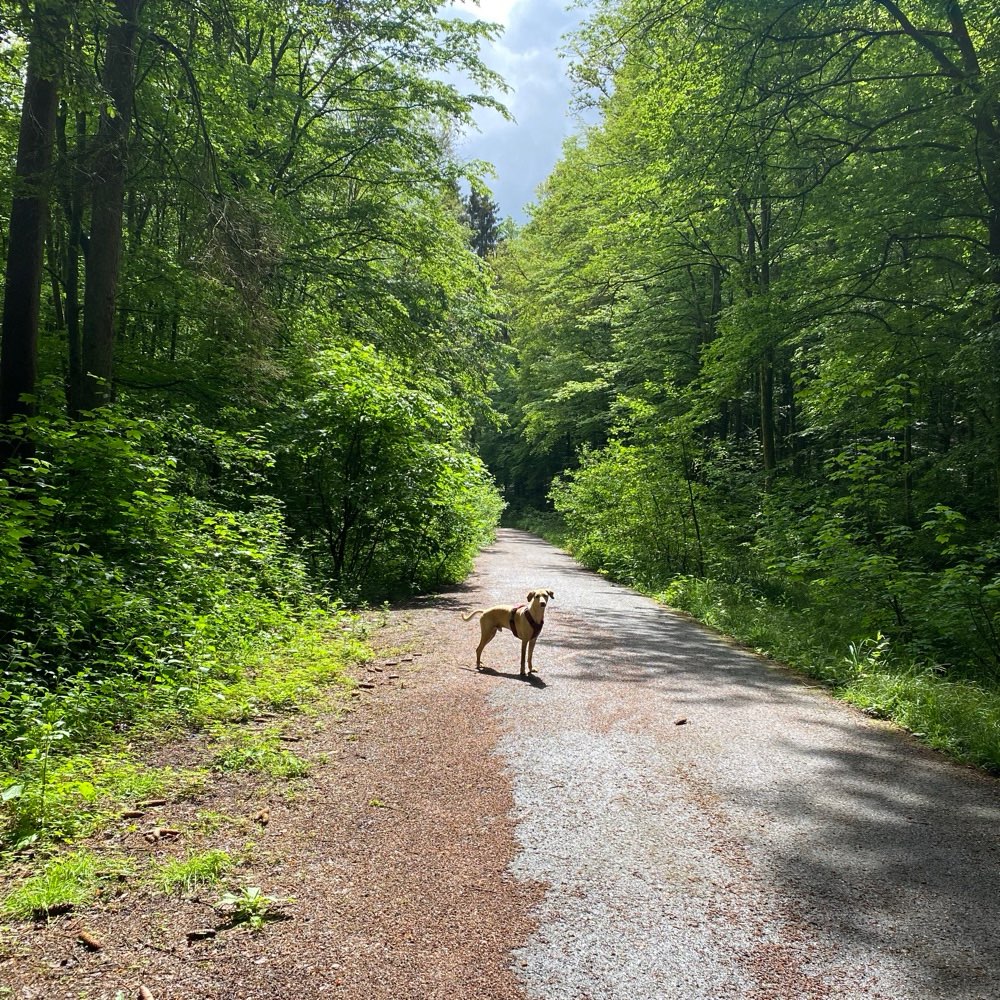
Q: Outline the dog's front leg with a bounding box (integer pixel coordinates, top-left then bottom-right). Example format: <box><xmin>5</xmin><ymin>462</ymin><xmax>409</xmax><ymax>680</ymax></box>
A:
<box><xmin>519</xmin><ymin>640</ymin><xmax>528</xmax><ymax>676</ymax></box>
<box><xmin>526</xmin><ymin>637</ymin><xmax>537</xmax><ymax>674</ymax></box>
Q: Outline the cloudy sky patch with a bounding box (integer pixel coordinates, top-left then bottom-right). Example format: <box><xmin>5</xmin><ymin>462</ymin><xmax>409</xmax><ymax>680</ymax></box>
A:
<box><xmin>450</xmin><ymin>0</ymin><xmax>588</xmax><ymax>222</ymax></box>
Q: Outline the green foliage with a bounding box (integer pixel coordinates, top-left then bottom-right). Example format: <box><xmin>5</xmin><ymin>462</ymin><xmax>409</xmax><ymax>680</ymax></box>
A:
<box><xmin>1</xmin><ymin>0</ymin><xmax>506</xmax><ymax>638</ymax></box>
<box><xmin>0</xmin><ymin>0</ymin><xmax>507</xmax><ymax>877</ymax></box>
<box><xmin>842</xmin><ymin>671</ymin><xmax>1000</xmax><ymax>772</ymax></box>
<box><xmin>0</xmin><ymin>750</ymin><xmax>197</xmax><ymax>850</ymax></box>
<box><xmin>1</xmin><ymin>407</ymin><xmax>301</xmax><ymax>657</ymax></box>
<box><xmin>548</xmin><ymin>429</ymin><xmax>761</xmax><ymax>588</ymax></box>
<box><xmin>0</xmin><ymin>405</ymin><xmax>323</xmax><ymax>750</ymax></box>
<box><xmin>211</xmin><ymin>730</ymin><xmax>309</xmax><ymax>779</ymax></box>
<box><xmin>1</xmin><ymin>850</ymin><xmax>134</xmax><ymax>920</ymax></box>
<box><xmin>0</xmin><ymin>405</ymin><xmax>362</xmax><ymax>849</ymax></box>
<box><xmin>185</xmin><ymin>610</ymin><xmax>364</xmax><ymax>724</ymax></box>
<box><xmin>462</xmin><ymin>188</ymin><xmax>502</xmax><ymax>258</ymax></box>
<box><xmin>274</xmin><ymin>340</ymin><xmax>502</xmax><ymax>598</ymax></box>
<box><xmin>155</xmin><ymin>849</ymin><xmax>233</xmax><ymax>895</ymax></box>
<box><xmin>216</xmin><ymin>885</ymin><xmax>279</xmax><ymax>930</ymax></box>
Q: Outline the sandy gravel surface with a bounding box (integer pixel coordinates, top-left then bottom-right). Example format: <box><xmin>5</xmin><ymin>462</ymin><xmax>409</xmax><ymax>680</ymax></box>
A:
<box><xmin>0</xmin><ymin>609</ymin><xmax>541</xmax><ymax>999</ymax></box>
<box><xmin>4</xmin><ymin>527</ymin><xmax>1000</xmax><ymax>1000</ymax></box>
<box><xmin>470</xmin><ymin>529</ymin><xmax>1000</xmax><ymax>1000</ymax></box>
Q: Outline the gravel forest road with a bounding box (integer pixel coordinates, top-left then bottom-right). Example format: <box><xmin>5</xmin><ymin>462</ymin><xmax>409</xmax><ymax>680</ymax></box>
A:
<box><xmin>464</xmin><ymin>529</ymin><xmax>1000</xmax><ymax>1000</ymax></box>
<box><xmin>6</xmin><ymin>528</ymin><xmax>1000</xmax><ymax>1000</ymax></box>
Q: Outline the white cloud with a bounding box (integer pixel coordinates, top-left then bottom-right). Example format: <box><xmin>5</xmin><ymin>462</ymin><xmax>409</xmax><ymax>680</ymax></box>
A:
<box><xmin>449</xmin><ymin>0</ymin><xmax>588</xmax><ymax>222</ymax></box>
<box><xmin>451</xmin><ymin>0</ymin><xmax>522</xmax><ymax>25</ymax></box>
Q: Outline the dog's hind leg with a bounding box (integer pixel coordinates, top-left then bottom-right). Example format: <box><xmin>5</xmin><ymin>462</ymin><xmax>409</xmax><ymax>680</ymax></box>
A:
<box><xmin>476</xmin><ymin>623</ymin><xmax>499</xmax><ymax>670</ymax></box>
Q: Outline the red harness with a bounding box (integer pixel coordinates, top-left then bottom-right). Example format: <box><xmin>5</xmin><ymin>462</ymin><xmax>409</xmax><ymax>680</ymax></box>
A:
<box><xmin>509</xmin><ymin>604</ymin><xmax>544</xmax><ymax>639</ymax></box>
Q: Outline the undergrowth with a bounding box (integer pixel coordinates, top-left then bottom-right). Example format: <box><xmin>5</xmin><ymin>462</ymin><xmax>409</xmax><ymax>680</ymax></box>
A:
<box><xmin>0</xmin><ymin>754</ymin><xmax>203</xmax><ymax>852</ymax></box>
<box><xmin>0</xmin><ymin>612</ymin><xmax>364</xmax><ymax>921</ymax></box>
<box><xmin>0</xmin><ymin>406</ymin><xmax>371</xmax><ymax>847</ymax></box>
<box><xmin>0</xmin><ymin>612</ymin><xmax>365</xmax><ymax>860</ymax></box>
<box><xmin>187</xmin><ymin>611</ymin><xmax>366</xmax><ymax>724</ymax></box>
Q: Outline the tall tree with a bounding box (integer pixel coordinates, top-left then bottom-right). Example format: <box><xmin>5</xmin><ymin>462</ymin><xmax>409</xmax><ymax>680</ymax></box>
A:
<box><xmin>76</xmin><ymin>0</ymin><xmax>142</xmax><ymax>413</ymax></box>
<box><xmin>0</xmin><ymin>2</ymin><xmax>63</xmax><ymax>447</ymax></box>
<box><xmin>462</xmin><ymin>188</ymin><xmax>501</xmax><ymax>258</ymax></box>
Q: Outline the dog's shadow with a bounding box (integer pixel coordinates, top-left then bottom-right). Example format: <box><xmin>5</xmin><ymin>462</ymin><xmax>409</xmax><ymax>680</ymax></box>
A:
<box><xmin>463</xmin><ymin>666</ymin><xmax>547</xmax><ymax>689</ymax></box>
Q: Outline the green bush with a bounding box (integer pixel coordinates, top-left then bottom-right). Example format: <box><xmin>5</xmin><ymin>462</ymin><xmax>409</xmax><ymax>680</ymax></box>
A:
<box><xmin>550</xmin><ymin>440</ymin><xmax>719</xmax><ymax>586</ymax></box>
<box><xmin>273</xmin><ymin>341</ymin><xmax>502</xmax><ymax>598</ymax></box>
<box><xmin>0</xmin><ymin>406</ymin><xmax>327</xmax><ymax>765</ymax></box>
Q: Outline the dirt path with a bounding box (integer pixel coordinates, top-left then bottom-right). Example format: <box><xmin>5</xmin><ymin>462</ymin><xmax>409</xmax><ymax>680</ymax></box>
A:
<box><xmin>4</xmin><ymin>528</ymin><xmax>1000</xmax><ymax>999</ymax></box>
<box><xmin>1</xmin><ymin>580</ymin><xmax>541</xmax><ymax>999</ymax></box>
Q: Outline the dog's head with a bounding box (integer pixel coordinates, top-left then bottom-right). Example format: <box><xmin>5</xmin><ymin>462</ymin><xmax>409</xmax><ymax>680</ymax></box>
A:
<box><xmin>526</xmin><ymin>588</ymin><xmax>555</xmax><ymax>612</ymax></box>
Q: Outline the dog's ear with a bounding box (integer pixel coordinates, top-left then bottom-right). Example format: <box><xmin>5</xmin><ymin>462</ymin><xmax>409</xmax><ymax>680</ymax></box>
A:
<box><xmin>526</xmin><ymin>590</ymin><xmax>536</xmax><ymax>601</ymax></box>
<box><xmin>547</xmin><ymin>590</ymin><xmax>555</xmax><ymax>599</ymax></box>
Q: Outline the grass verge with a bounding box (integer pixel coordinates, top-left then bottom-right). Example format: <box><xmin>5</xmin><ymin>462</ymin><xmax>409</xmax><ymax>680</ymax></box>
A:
<box><xmin>0</xmin><ymin>607</ymin><xmax>368</xmax><ymax>918</ymax></box>
<box><xmin>655</xmin><ymin>573</ymin><xmax>1000</xmax><ymax>772</ymax></box>
<box><xmin>1</xmin><ymin>849</ymin><xmax>134</xmax><ymax>920</ymax></box>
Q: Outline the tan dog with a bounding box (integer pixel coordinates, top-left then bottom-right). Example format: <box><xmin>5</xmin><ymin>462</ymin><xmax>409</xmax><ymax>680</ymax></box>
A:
<box><xmin>462</xmin><ymin>589</ymin><xmax>554</xmax><ymax>676</ymax></box>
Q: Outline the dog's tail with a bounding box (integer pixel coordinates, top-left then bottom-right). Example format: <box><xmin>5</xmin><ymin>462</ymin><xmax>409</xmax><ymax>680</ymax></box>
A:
<box><xmin>461</xmin><ymin>609</ymin><xmax>486</xmax><ymax>621</ymax></box>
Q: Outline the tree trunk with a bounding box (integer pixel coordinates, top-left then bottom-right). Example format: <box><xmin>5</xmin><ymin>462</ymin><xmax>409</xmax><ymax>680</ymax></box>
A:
<box><xmin>56</xmin><ymin>96</ymin><xmax>87</xmax><ymax>416</ymax></box>
<box><xmin>759</xmin><ymin>348</ymin><xmax>776</xmax><ymax>475</ymax></box>
<box><xmin>0</xmin><ymin>3</ymin><xmax>62</xmax><ymax>456</ymax></box>
<box><xmin>76</xmin><ymin>0</ymin><xmax>141</xmax><ymax>413</ymax></box>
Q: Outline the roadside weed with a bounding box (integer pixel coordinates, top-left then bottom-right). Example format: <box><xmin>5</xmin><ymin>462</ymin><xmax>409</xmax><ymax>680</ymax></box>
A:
<box><xmin>2</xmin><ymin>849</ymin><xmax>133</xmax><ymax>920</ymax></box>
<box><xmin>844</xmin><ymin>633</ymin><xmax>890</xmax><ymax>677</ymax></box>
<box><xmin>843</xmin><ymin>670</ymin><xmax>1000</xmax><ymax>770</ymax></box>
<box><xmin>2</xmin><ymin>711</ymin><xmax>73</xmax><ymax>849</ymax></box>
<box><xmin>216</xmin><ymin>885</ymin><xmax>278</xmax><ymax>930</ymax></box>
<box><xmin>2</xmin><ymin>757</ymin><xmax>100</xmax><ymax>849</ymax></box>
<box><xmin>212</xmin><ymin>730</ymin><xmax>309</xmax><ymax>778</ymax></box>
<box><xmin>154</xmin><ymin>849</ymin><xmax>233</xmax><ymax>894</ymax></box>
<box><xmin>1</xmin><ymin>610</ymin><xmax>366</xmax><ymax>899</ymax></box>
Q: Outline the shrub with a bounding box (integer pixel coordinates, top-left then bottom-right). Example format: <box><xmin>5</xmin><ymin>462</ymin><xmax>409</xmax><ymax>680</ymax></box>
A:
<box><xmin>273</xmin><ymin>342</ymin><xmax>502</xmax><ymax>598</ymax></box>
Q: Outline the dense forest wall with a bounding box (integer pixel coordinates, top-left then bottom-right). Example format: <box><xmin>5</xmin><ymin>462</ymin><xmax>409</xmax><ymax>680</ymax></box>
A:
<box><xmin>0</xmin><ymin>0</ymin><xmax>506</xmax><ymax>796</ymax></box>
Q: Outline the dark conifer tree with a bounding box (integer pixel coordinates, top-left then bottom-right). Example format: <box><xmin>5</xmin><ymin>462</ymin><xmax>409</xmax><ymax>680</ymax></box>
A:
<box><xmin>462</xmin><ymin>189</ymin><xmax>500</xmax><ymax>258</ymax></box>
